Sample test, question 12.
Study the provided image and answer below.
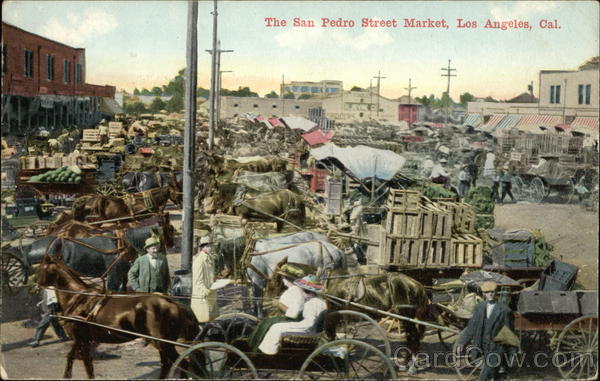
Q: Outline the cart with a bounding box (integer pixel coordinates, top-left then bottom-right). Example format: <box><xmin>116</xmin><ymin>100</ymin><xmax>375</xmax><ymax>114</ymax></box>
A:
<box><xmin>509</xmin><ymin>156</ymin><xmax>579</xmax><ymax>203</ymax></box>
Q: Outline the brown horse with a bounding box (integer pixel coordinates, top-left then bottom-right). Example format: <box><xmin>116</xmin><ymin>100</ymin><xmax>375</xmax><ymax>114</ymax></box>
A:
<box><xmin>37</xmin><ymin>256</ymin><xmax>199</xmax><ymax>379</ymax></box>
<box><xmin>72</xmin><ymin>179</ymin><xmax>182</xmax><ymax>222</ymax></box>
<box><xmin>265</xmin><ymin>260</ymin><xmax>430</xmax><ymax>374</ymax></box>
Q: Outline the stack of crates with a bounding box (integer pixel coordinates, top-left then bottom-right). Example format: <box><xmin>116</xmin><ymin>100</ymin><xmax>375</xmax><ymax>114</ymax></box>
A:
<box><xmin>378</xmin><ymin>189</ymin><xmax>483</xmax><ymax>269</ymax></box>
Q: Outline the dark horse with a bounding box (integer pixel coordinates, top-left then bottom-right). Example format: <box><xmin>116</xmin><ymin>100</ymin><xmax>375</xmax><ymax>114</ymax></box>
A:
<box><xmin>72</xmin><ymin>179</ymin><xmax>182</xmax><ymax>222</ymax></box>
<box><xmin>265</xmin><ymin>260</ymin><xmax>430</xmax><ymax>374</ymax></box>
<box><xmin>122</xmin><ymin>171</ymin><xmax>183</xmax><ymax>193</ymax></box>
<box><xmin>37</xmin><ymin>256</ymin><xmax>199</xmax><ymax>379</ymax></box>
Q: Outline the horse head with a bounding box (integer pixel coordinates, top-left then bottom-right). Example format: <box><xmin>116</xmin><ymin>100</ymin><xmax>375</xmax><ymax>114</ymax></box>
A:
<box><xmin>168</xmin><ymin>176</ymin><xmax>183</xmax><ymax>207</ymax></box>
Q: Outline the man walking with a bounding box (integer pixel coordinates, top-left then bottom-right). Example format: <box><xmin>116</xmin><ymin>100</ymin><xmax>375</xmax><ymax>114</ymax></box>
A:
<box><xmin>30</xmin><ymin>287</ymin><xmax>68</xmax><ymax>347</ymax></box>
<box><xmin>191</xmin><ymin>236</ymin><xmax>218</xmax><ymax>322</ymax></box>
<box><xmin>128</xmin><ymin>234</ymin><xmax>171</xmax><ymax>293</ymax></box>
<box><xmin>458</xmin><ymin>165</ymin><xmax>472</xmax><ymax>198</ymax></box>
<box><xmin>500</xmin><ymin>166</ymin><xmax>516</xmax><ymax>203</ymax></box>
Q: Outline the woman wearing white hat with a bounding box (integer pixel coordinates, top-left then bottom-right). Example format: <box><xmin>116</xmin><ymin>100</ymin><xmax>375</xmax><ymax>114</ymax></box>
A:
<box><xmin>191</xmin><ymin>236</ymin><xmax>219</xmax><ymax>322</ymax></box>
<box><xmin>258</xmin><ymin>275</ymin><xmax>327</xmax><ymax>355</ymax></box>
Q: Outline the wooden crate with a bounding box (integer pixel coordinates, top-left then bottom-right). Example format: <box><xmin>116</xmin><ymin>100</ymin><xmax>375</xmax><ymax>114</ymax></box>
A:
<box><xmin>419</xmin><ymin>239</ymin><xmax>451</xmax><ymax>268</ymax></box>
<box><xmin>378</xmin><ymin>235</ymin><xmax>421</xmax><ymax>267</ymax></box>
<box><xmin>387</xmin><ymin>189</ymin><xmax>421</xmax><ymax>211</ymax></box>
<box><xmin>435</xmin><ymin>201</ymin><xmax>476</xmax><ymax>234</ymax></box>
<box><xmin>385</xmin><ymin>210</ymin><xmax>421</xmax><ymax>238</ymax></box>
<box><xmin>419</xmin><ymin>204</ymin><xmax>452</xmax><ymax>239</ymax></box>
<box><xmin>82</xmin><ymin>129</ymin><xmax>101</xmax><ymax>142</ymax></box>
<box><xmin>450</xmin><ymin>233</ymin><xmax>483</xmax><ymax>268</ymax></box>
<box><xmin>108</xmin><ymin>122</ymin><xmax>124</xmax><ymax>138</ymax></box>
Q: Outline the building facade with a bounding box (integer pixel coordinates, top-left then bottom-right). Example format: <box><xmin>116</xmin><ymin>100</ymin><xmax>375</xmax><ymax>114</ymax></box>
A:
<box><xmin>281</xmin><ymin>80</ymin><xmax>343</xmax><ymax>99</ymax></box>
<box><xmin>320</xmin><ymin>90</ymin><xmax>400</xmax><ymax>121</ymax></box>
<box><xmin>219</xmin><ymin>96</ymin><xmax>322</xmax><ymax>119</ymax></box>
<box><xmin>1</xmin><ymin>22</ymin><xmax>117</xmax><ymax>136</ymax></box>
<box><xmin>538</xmin><ymin>68</ymin><xmax>599</xmax><ymax>120</ymax></box>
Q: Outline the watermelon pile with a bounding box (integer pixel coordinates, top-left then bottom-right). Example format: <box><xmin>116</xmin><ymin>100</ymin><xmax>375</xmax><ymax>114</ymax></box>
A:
<box><xmin>28</xmin><ymin>166</ymin><xmax>81</xmax><ymax>183</ymax></box>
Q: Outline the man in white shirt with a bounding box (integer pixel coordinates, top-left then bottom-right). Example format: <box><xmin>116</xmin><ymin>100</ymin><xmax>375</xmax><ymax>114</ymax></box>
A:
<box><xmin>191</xmin><ymin>236</ymin><xmax>218</xmax><ymax>322</ymax></box>
<box><xmin>258</xmin><ymin>275</ymin><xmax>327</xmax><ymax>355</ymax></box>
<box><xmin>430</xmin><ymin>158</ymin><xmax>449</xmax><ymax>186</ymax></box>
<box><xmin>30</xmin><ymin>288</ymin><xmax>68</xmax><ymax>347</ymax></box>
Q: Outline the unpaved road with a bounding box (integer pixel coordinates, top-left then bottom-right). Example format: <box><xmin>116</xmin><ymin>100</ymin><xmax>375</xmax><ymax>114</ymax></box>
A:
<box><xmin>1</xmin><ymin>202</ymin><xmax>596</xmax><ymax>379</ymax></box>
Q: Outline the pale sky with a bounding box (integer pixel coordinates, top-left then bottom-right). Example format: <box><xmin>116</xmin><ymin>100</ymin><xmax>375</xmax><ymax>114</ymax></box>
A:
<box><xmin>2</xmin><ymin>1</ymin><xmax>598</xmax><ymax>100</ymax></box>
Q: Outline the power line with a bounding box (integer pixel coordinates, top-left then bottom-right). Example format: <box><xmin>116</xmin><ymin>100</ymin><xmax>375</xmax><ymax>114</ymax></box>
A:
<box><xmin>440</xmin><ymin>59</ymin><xmax>456</xmax><ymax>124</ymax></box>
<box><xmin>373</xmin><ymin>70</ymin><xmax>387</xmax><ymax>117</ymax></box>
<box><xmin>404</xmin><ymin>78</ymin><xmax>417</xmax><ymax>105</ymax></box>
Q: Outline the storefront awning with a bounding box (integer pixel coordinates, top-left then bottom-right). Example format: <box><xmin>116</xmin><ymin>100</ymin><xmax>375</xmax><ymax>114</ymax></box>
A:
<box><xmin>492</xmin><ymin>114</ymin><xmax>523</xmax><ymax>136</ymax></box>
<box><xmin>515</xmin><ymin>114</ymin><xmax>563</xmax><ymax>134</ymax></box>
<box><xmin>479</xmin><ymin>114</ymin><xmax>504</xmax><ymax>132</ymax></box>
<box><xmin>463</xmin><ymin>113</ymin><xmax>482</xmax><ymax>128</ymax></box>
<box><xmin>571</xmin><ymin>117</ymin><xmax>599</xmax><ymax>137</ymax></box>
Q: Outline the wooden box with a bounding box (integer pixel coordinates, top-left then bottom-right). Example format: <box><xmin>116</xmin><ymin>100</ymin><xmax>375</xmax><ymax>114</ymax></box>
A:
<box><xmin>82</xmin><ymin>129</ymin><xmax>101</xmax><ymax>142</ymax></box>
<box><xmin>419</xmin><ymin>204</ymin><xmax>452</xmax><ymax>239</ymax></box>
<box><xmin>387</xmin><ymin>189</ymin><xmax>421</xmax><ymax>211</ymax></box>
<box><xmin>419</xmin><ymin>239</ymin><xmax>451</xmax><ymax>268</ymax></box>
<box><xmin>450</xmin><ymin>233</ymin><xmax>483</xmax><ymax>268</ymax></box>
<box><xmin>108</xmin><ymin>122</ymin><xmax>124</xmax><ymax>138</ymax></box>
<box><xmin>435</xmin><ymin>201</ymin><xmax>476</xmax><ymax>234</ymax></box>
<box><xmin>385</xmin><ymin>210</ymin><xmax>421</xmax><ymax>238</ymax></box>
<box><xmin>379</xmin><ymin>235</ymin><xmax>421</xmax><ymax>267</ymax></box>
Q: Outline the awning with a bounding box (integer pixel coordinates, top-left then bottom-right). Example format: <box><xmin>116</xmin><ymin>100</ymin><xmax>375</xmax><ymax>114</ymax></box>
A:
<box><xmin>268</xmin><ymin>117</ymin><xmax>283</xmax><ymax>127</ymax></box>
<box><xmin>515</xmin><ymin>114</ymin><xmax>563</xmax><ymax>134</ymax></box>
<box><xmin>463</xmin><ymin>113</ymin><xmax>482</xmax><ymax>128</ymax></box>
<box><xmin>255</xmin><ymin>115</ymin><xmax>273</xmax><ymax>128</ymax></box>
<box><xmin>310</xmin><ymin>143</ymin><xmax>405</xmax><ymax>180</ymax></box>
<box><xmin>480</xmin><ymin>114</ymin><xmax>504</xmax><ymax>132</ymax></box>
<box><xmin>100</xmin><ymin>97</ymin><xmax>122</xmax><ymax>115</ymax></box>
<box><xmin>492</xmin><ymin>114</ymin><xmax>523</xmax><ymax>136</ymax></box>
<box><xmin>281</xmin><ymin>116</ymin><xmax>318</xmax><ymax>132</ymax></box>
<box><xmin>301</xmin><ymin>129</ymin><xmax>334</xmax><ymax>146</ymax></box>
<box><xmin>571</xmin><ymin>117</ymin><xmax>599</xmax><ymax>136</ymax></box>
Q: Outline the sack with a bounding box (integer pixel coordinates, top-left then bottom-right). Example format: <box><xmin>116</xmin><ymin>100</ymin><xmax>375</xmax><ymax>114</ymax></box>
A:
<box><xmin>493</xmin><ymin>325</ymin><xmax>520</xmax><ymax>347</ymax></box>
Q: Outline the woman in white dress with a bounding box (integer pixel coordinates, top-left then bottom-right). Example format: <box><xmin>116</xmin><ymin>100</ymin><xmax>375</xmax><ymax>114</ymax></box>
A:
<box><xmin>258</xmin><ymin>275</ymin><xmax>328</xmax><ymax>355</ymax></box>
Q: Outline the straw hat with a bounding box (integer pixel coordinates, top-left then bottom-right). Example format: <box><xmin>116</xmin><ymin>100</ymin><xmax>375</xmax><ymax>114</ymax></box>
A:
<box><xmin>198</xmin><ymin>235</ymin><xmax>212</xmax><ymax>248</ymax></box>
<box><xmin>294</xmin><ymin>275</ymin><xmax>324</xmax><ymax>293</ymax></box>
<box><xmin>480</xmin><ymin>281</ymin><xmax>498</xmax><ymax>292</ymax></box>
<box><xmin>275</xmin><ymin>263</ymin><xmax>306</xmax><ymax>280</ymax></box>
<box><xmin>144</xmin><ymin>235</ymin><xmax>161</xmax><ymax>250</ymax></box>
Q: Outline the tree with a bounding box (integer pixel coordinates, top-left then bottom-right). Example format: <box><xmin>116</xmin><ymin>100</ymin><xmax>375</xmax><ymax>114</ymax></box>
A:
<box><xmin>298</xmin><ymin>94</ymin><xmax>312</xmax><ymax>100</ymax></box>
<box><xmin>197</xmin><ymin>87</ymin><xmax>210</xmax><ymax>99</ymax></box>
<box><xmin>141</xmin><ymin>88</ymin><xmax>151</xmax><ymax>96</ymax></box>
<box><xmin>151</xmin><ymin>87</ymin><xmax>163</xmax><ymax>96</ymax></box>
<box><xmin>133</xmin><ymin>88</ymin><xmax>141</xmax><ymax>95</ymax></box>
<box><xmin>149</xmin><ymin>97</ymin><xmax>166</xmax><ymax>114</ymax></box>
<box><xmin>123</xmin><ymin>100</ymin><xmax>147</xmax><ymax>115</ymax></box>
<box><xmin>265</xmin><ymin>91</ymin><xmax>279</xmax><ymax>98</ymax></box>
<box><xmin>230</xmin><ymin>86</ymin><xmax>258</xmax><ymax>97</ymax></box>
<box><xmin>283</xmin><ymin>92</ymin><xmax>295</xmax><ymax>99</ymax></box>
<box><xmin>166</xmin><ymin>94</ymin><xmax>183</xmax><ymax>112</ymax></box>
<box><xmin>350</xmin><ymin>86</ymin><xmax>364</xmax><ymax>91</ymax></box>
<box><xmin>484</xmin><ymin>96</ymin><xmax>499</xmax><ymax>103</ymax></box>
<box><xmin>460</xmin><ymin>92</ymin><xmax>475</xmax><ymax>107</ymax></box>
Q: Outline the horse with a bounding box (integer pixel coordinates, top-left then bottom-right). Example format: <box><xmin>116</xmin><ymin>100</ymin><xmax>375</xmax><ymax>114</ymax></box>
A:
<box><xmin>232</xmin><ymin>188</ymin><xmax>306</xmax><ymax>231</ymax></box>
<box><xmin>265</xmin><ymin>260</ymin><xmax>430</xmax><ymax>375</ymax></box>
<box><xmin>37</xmin><ymin>256</ymin><xmax>199</xmax><ymax>379</ymax></box>
<box><xmin>72</xmin><ymin>180</ymin><xmax>182</xmax><ymax>222</ymax></box>
<box><xmin>122</xmin><ymin>171</ymin><xmax>183</xmax><ymax>193</ymax></box>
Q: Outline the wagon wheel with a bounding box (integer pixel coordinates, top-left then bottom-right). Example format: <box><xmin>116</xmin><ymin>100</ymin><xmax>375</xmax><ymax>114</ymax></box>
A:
<box><xmin>168</xmin><ymin>341</ymin><xmax>258</xmax><ymax>379</ymax></box>
<box><xmin>297</xmin><ymin>339</ymin><xmax>397</xmax><ymax>380</ymax></box>
<box><xmin>196</xmin><ymin>313</ymin><xmax>258</xmax><ymax>343</ymax></box>
<box><xmin>325</xmin><ymin>310</ymin><xmax>391</xmax><ymax>358</ymax></box>
<box><xmin>554</xmin><ymin>315</ymin><xmax>598</xmax><ymax>380</ymax></box>
<box><xmin>96</xmin><ymin>182</ymin><xmax>119</xmax><ymax>197</ymax></box>
<box><xmin>1</xmin><ymin>250</ymin><xmax>29</xmax><ymax>293</ymax></box>
<box><xmin>510</xmin><ymin>175</ymin><xmax>524</xmax><ymax>201</ymax></box>
<box><xmin>530</xmin><ymin>177</ymin><xmax>547</xmax><ymax>203</ymax></box>
<box><xmin>452</xmin><ymin>329</ymin><xmax>484</xmax><ymax>380</ymax></box>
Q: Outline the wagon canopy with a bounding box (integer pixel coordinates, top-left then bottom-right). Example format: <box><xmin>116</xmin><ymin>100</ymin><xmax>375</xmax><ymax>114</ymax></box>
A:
<box><xmin>310</xmin><ymin>143</ymin><xmax>405</xmax><ymax>180</ymax></box>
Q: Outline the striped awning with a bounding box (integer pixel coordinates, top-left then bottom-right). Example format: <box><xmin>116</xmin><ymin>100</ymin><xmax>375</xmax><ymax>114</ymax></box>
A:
<box><xmin>492</xmin><ymin>114</ymin><xmax>523</xmax><ymax>136</ymax></box>
<box><xmin>515</xmin><ymin>114</ymin><xmax>563</xmax><ymax>134</ymax></box>
<box><xmin>480</xmin><ymin>114</ymin><xmax>504</xmax><ymax>132</ymax></box>
<box><xmin>463</xmin><ymin>113</ymin><xmax>482</xmax><ymax>128</ymax></box>
<box><xmin>571</xmin><ymin>117</ymin><xmax>599</xmax><ymax>136</ymax></box>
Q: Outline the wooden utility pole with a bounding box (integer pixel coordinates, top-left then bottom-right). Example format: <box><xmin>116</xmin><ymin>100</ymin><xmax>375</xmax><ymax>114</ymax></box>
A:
<box><xmin>369</xmin><ymin>78</ymin><xmax>373</xmax><ymax>119</ymax></box>
<box><xmin>373</xmin><ymin>70</ymin><xmax>386</xmax><ymax>117</ymax></box>
<box><xmin>217</xmin><ymin>69</ymin><xmax>232</xmax><ymax>121</ymax></box>
<box><xmin>181</xmin><ymin>0</ymin><xmax>198</xmax><ymax>271</ymax></box>
<box><xmin>440</xmin><ymin>59</ymin><xmax>456</xmax><ymax>125</ymax></box>
<box><xmin>404</xmin><ymin>78</ymin><xmax>417</xmax><ymax>105</ymax></box>
<box><xmin>281</xmin><ymin>74</ymin><xmax>285</xmax><ymax>115</ymax></box>
<box><xmin>207</xmin><ymin>40</ymin><xmax>233</xmax><ymax>135</ymax></box>
<box><xmin>207</xmin><ymin>0</ymin><xmax>218</xmax><ymax>149</ymax></box>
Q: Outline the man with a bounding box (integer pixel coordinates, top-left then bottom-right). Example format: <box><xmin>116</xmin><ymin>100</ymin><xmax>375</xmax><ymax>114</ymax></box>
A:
<box><xmin>491</xmin><ymin>168</ymin><xmax>502</xmax><ymax>203</ymax></box>
<box><xmin>458</xmin><ymin>165</ymin><xmax>472</xmax><ymax>198</ymax></box>
<box><xmin>430</xmin><ymin>158</ymin><xmax>450</xmax><ymax>186</ymax></box>
<box><xmin>467</xmin><ymin>160</ymin><xmax>479</xmax><ymax>188</ymax></box>
<box><xmin>258</xmin><ymin>275</ymin><xmax>327</xmax><ymax>355</ymax></box>
<box><xmin>191</xmin><ymin>236</ymin><xmax>218</xmax><ymax>322</ymax></box>
<box><xmin>128</xmin><ymin>235</ymin><xmax>170</xmax><ymax>293</ymax></box>
<box><xmin>456</xmin><ymin>281</ymin><xmax>515</xmax><ymax>381</ymax></box>
<box><xmin>500</xmin><ymin>166</ymin><xmax>516</xmax><ymax>203</ymax></box>
<box><xmin>30</xmin><ymin>287</ymin><xmax>69</xmax><ymax>347</ymax></box>
<box><xmin>421</xmin><ymin>156</ymin><xmax>434</xmax><ymax>178</ymax></box>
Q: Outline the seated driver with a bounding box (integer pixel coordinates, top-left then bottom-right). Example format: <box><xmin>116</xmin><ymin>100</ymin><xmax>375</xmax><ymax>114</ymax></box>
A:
<box><xmin>258</xmin><ymin>275</ymin><xmax>327</xmax><ymax>355</ymax></box>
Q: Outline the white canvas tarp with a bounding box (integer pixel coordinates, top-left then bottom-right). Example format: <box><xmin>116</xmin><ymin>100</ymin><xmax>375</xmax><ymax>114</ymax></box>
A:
<box><xmin>310</xmin><ymin>143</ymin><xmax>405</xmax><ymax>180</ymax></box>
<box><xmin>281</xmin><ymin>116</ymin><xmax>318</xmax><ymax>132</ymax></box>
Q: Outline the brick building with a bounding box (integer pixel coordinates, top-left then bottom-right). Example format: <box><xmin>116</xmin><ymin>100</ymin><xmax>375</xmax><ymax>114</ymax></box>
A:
<box><xmin>1</xmin><ymin>22</ymin><xmax>119</xmax><ymax>136</ymax></box>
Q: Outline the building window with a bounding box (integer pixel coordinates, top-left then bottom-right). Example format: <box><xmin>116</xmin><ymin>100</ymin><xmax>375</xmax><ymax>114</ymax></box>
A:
<box><xmin>550</xmin><ymin>85</ymin><xmax>560</xmax><ymax>104</ymax></box>
<box><xmin>578</xmin><ymin>85</ymin><xmax>584</xmax><ymax>104</ymax></box>
<box><xmin>585</xmin><ymin>85</ymin><xmax>591</xmax><ymax>105</ymax></box>
<box><xmin>64</xmin><ymin>60</ymin><xmax>71</xmax><ymax>83</ymax></box>
<box><xmin>311</xmin><ymin>87</ymin><xmax>319</xmax><ymax>93</ymax></box>
<box><xmin>75</xmin><ymin>63</ymin><xmax>82</xmax><ymax>84</ymax></box>
<box><xmin>1</xmin><ymin>44</ymin><xmax>6</xmax><ymax>75</ymax></box>
<box><xmin>253</xmin><ymin>104</ymin><xmax>258</xmax><ymax>108</ymax></box>
<box><xmin>24</xmin><ymin>49</ymin><xmax>33</xmax><ymax>78</ymax></box>
<box><xmin>46</xmin><ymin>55</ymin><xmax>54</xmax><ymax>81</ymax></box>
<box><xmin>295</xmin><ymin>105</ymin><xmax>300</xmax><ymax>110</ymax></box>
<box><xmin>272</xmin><ymin>104</ymin><xmax>277</xmax><ymax>108</ymax></box>
<box><xmin>233</xmin><ymin>103</ymin><xmax>238</xmax><ymax>107</ymax></box>
<box><xmin>301</xmin><ymin>86</ymin><xmax>308</xmax><ymax>93</ymax></box>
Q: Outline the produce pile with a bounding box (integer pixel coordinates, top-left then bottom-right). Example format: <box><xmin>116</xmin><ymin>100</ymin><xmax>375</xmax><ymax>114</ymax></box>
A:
<box><xmin>28</xmin><ymin>166</ymin><xmax>81</xmax><ymax>183</ymax></box>
<box><xmin>464</xmin><ymin>186</ymin><xmax>495</xmax><ymax>230</ymax></box>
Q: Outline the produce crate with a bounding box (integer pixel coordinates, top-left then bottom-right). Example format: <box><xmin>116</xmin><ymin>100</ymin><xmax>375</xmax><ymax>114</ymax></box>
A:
<box><xmin>419</xmin><ymin>239</ymin><xmax>451</xmax><ymax>268</ymax></box>
<box><xmin>387</xmin><ymin>189</ymin><xmax>421</xmax><ymax>211</ymax></box>
<box><xmin>108</xmin><ymin>122</ymin><xmax>123</xmax><ymax>137</ymax></box>
<box><xmin>435</xmin><ymin>201</ymin><xmax>476</xmax><ymax>233</ymax></box>
<box><xmin>82</xmin><ymin>129</ymin><xmax>101</xmax><ymax>142</ymax></box>
<box><xmin>378</xmin><ymin>236</ymin><xmax>421</xmax><ymax>267</ymax></box>
<box><xmin>450</xmin><ymin>233</ymin><xmax>483</xmax><ymax>268</ymax></box>
<box><xmin>517</xmin><ymin>291</ymin><xmax>579</xmax><ymax>315</ymax></box>
<box><xmin>385</xmin><ymin>210</ymin><xmax>421</xmax><ymax>238</ymax></box>
<box><xmin>539</xmin><ymin>260</ymin><xmax>578</xmax><ymax>291</ymax></box>
<box><xmin>419</xmin><ymin>204</ymin><xmax>452</xmax><ymax>239</ymax></box>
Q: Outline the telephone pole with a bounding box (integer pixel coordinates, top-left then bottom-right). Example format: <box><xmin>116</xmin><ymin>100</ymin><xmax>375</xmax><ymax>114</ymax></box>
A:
<box><xmin>181</xmin><ymin>0</ymin><xmax>198</xmax><ymax>271</ymax></box>
<box><xmin>373</xmin><ymin>70</ymin><xmax>386</xmax><ymax>117</ymax></box>
<box><xmin>369</xmin><ymin>78</ymin><xmax>373</xmax><ymax>119</ymax></box>
<box><xmin>217</xmin><ymin>69</ymin><xmax>232</xmax><ymax>121</ymax></box>
<box><xmin>440</xmin><ymin>59</ymin><xmax>456</xmax><ymax>125</ymax></box>
<box><xmin>206</xmin><ymin>38</ymin><xmax>233</xmax><ymax>148</ymax></box>
<box><xmin>404</xmin><ymin>78</ymin><xmax>417</xmax><ymax>105</ymax></box>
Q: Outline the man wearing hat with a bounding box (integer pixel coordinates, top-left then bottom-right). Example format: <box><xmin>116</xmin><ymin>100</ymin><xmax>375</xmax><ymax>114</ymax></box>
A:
<box><xmin>430</xmin><ymin>158</ymin><xmax>449</xmax><ymax>186</ymax></box>
<box><xmin>456</xmin><ymin>281</ymin><xmax>515</xmax><ymax>381</ymax></box>
<box><xmin>247</xmin><ymin>263</ymin><xmax>306</xmax><ymax>351</ymax></box>
<box><xmin>191</xmin><ymin>236</ymin><xmax>218</xmax><ymax>322</ymax></box>
<box><xmin>499</xmin><ymin>166</ymin><xmax>516</xmax><ymax>203</ymax></box>
<box><xmin>128</xmin><ymin>234</ymin><xmax>170</xmax><ymax>293</ymax></box>
<box><xmin>458</xmin><ymin>165</ymin><xmax>472</xmax><ymax>198</ymax></box>
<box><xmin>258</xmin><ymin>275</ymin><xmax>327</xmax><ymax>355</ymax></box>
